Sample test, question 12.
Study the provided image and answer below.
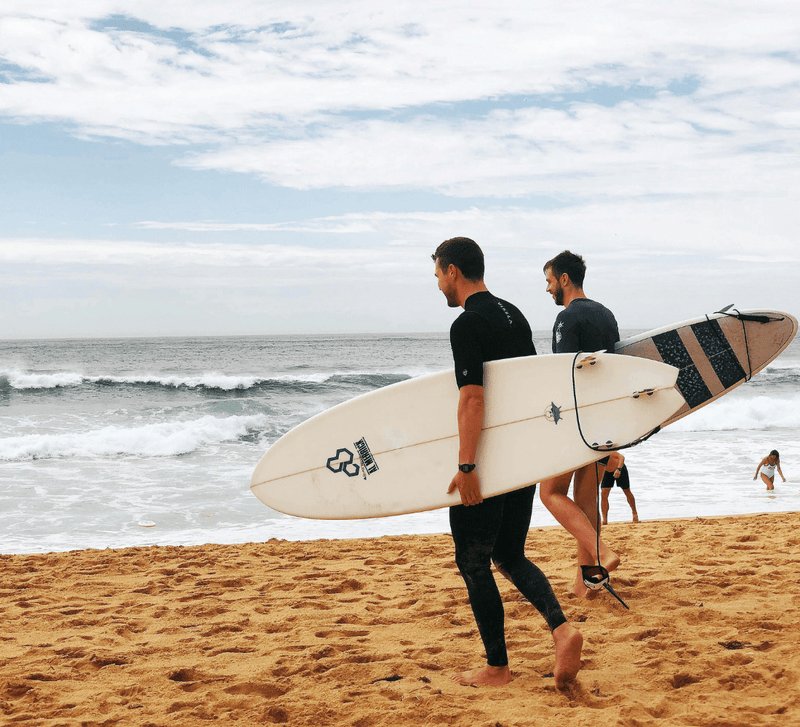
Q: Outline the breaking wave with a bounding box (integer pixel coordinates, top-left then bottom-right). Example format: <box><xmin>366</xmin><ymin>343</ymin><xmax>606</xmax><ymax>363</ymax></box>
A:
<box><xmin>0</xmin><ymin>414</ymin><xmax>269</xmax><ymax>461</ymax></box>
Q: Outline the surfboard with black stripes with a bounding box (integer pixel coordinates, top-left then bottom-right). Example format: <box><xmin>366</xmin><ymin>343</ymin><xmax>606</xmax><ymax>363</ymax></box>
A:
<box><xmin>616</xmin><ymin>308</ymin><xmax>797</xmax><ymax>426</ymax></box>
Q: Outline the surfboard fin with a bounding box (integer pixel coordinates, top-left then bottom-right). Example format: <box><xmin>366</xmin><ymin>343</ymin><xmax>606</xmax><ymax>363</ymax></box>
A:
<box><xmin>575</xmin><ymin>350</ymin><xmax>608</xmax><ymax>369</ymax></box>
<box><xmin>714</xmin><ymin>304</ymin><xmax>778</xmax><ymax>324</ymax></box>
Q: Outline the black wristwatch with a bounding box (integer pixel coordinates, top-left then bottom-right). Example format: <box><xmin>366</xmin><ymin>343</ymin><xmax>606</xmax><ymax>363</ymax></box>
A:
<box><xmin>458</xmin><ymin>463</ymin><xmax>476</xmax><ymax>473</ymax></box>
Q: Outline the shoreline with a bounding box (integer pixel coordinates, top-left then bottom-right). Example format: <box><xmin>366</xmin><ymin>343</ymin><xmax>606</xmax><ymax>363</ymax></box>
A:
<box><xmin>3</xmin><ymin>508</ymin><xmax>796</xmax><ymax>558</ymax></box>
<box><xmin>0</xmin><ymin>505</ymin><xmax>798</xmax><ymax>558</ymax></box>
<box><xmin>2</xmin><ymin>511</ymin><xmax>799</xmax><ymax>725</ymax></box>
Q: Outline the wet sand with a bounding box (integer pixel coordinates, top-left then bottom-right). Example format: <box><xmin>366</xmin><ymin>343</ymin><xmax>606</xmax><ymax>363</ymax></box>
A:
<box><xmin>2</xmin><ymin>511</ymin><xmax>799</xmax><ymax>726</ymax></box>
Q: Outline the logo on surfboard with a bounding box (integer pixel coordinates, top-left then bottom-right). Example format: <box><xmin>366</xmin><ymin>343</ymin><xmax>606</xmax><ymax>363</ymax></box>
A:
<box><xmin>326</xmin><ymin>448</ymin><xmax>360</xmax><ymax>478</ymax></box>
<box><xmin>545</xmin><ymin>402</ymin><xmax>562</xmax><ymax>425</ymax></box>
<box><xmin>354</xmin><ymin>437</ymin><xmax>379</xmax><ymax>476</ymax></box>
<box><xmin>326</xmin><ymin>438</ymin><xmax>379</xmax><ymax>479</ymax></box>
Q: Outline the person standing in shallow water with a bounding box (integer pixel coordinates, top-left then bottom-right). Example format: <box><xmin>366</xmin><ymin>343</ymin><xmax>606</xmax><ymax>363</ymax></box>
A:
<box><xmin>601</xmin><ymin>458</ymin><xmax>639</xmax><ymax>525</ymax></box>
<box><xmin>754</xmin><ymin>450</ymin><xmax>785</xmax><ymax>490</ymax></box>
<box><xmin>432</xmin><ymin>236</ymin><xmax>582</xmax><ymax>689</ymax></box>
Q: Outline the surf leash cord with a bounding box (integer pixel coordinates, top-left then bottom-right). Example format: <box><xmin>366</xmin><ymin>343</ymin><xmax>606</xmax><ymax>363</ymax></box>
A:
<box><xmin>713</xmin><ymin>304</ymin><xmax>788</xmax><ymax>383</ymax></box>
<box><xmin>569</xmin><ymin>351</ymin><xmax>662</xmax><ymax>455</ymax></box>
<box><xmin>569</xmin><ymin>351</ymin><xmax>631</xmax><ymax>609</ymax></box>
<box><xmin>579</xmin><ymin>461</ymin><xmax>629</xmax><ymax>609</ymax></box>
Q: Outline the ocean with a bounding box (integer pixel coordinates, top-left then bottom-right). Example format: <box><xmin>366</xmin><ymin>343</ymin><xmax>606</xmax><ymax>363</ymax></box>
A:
<box><xmin>1</xmin><ymin>331</ymin><xmax>798</xmax><ymax>554</ymax></box>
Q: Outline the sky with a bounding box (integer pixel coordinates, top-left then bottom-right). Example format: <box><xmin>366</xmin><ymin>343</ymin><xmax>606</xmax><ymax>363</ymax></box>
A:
<box><xmin>1</xmin><ymin>1</ymin><xmax>799</xmax><ymax>338</ymax></box>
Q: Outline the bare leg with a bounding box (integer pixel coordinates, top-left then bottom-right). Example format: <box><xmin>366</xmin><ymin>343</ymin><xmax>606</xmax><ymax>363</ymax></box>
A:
<box><xmin>552</xmin><ymin>622</ymin><xmax>583</xmax><ymax>690</ymax></box>
<box><xmin>539</xmin><ymin>472</ymin><xmax>618</xmax><ymax>567</ymax></box>
<box><xmin>540</xmin><ymin>468</ymin><xmax>619</xmax><ymax>597</ymax></box>
<box><xmin>574</xmin><ymin>465</ymin><xmax>619</xmax><ymax>571</ymax></box>
<box><xmin>600</xmin><ymin>488</ymin><xmax>610</xmax><ymax>525</ymax></box>
<box><xmin>623</xmin><ymin>489</ymin><xmax>639</xmax><ymax>522</ymax></box>
<box><xmin>761</xmin><ymin>473</ymin><xmax>774</xmax><ymax>491</ymax></box>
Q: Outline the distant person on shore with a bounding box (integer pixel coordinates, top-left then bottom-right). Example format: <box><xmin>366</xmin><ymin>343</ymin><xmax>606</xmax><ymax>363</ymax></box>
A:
<box><xmin>539</xmin><ymin>250</ymin><xmax>622</xmax><ymax>598</ymax></box>
<box><xmin>754</xmin><ymin>450</ymin><xmax>785</xmax><ymax>490</ymax></box>
<box><xmin>601</xmin><ymin>456</ymin><xmax>639</xmax><ymax>524</ymax></box>
<box><xmin>432</xmin><ymin>237</ymin><xmax>582</xmax><ymax>689</ymax></box>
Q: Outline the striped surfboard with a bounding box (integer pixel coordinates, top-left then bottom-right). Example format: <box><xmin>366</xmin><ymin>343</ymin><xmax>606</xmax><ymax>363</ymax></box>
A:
<box><xmin>616</xmin><ymin>308</ymin><xmax>797</xmax><ymax>426</ymax></box>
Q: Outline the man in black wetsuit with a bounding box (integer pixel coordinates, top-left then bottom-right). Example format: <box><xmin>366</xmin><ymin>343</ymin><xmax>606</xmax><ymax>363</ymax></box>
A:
<box><xmin>540</xmin><ymin>250</ymin><xmax>622</xmax><ymax>598</ymax></box>
<box><xmin>432</xmin><ymin>237</ymin><xmax>582</xmax><ymax>689</ymax></box>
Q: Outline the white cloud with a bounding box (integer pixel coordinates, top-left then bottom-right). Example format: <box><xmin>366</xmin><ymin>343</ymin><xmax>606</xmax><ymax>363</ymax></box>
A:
<box><xmin>2</xmin><ymin>2</ymin><xmax>799</xmax><ymax>147</ymax></box>
<box><xmin>1</xmin><ymin>216</ymin><xmax>797</xmax><ymax>338</ymax></box>
<box><xmin>4</xmin><ymin>3</ymin><xmax>796</xmax><ymax>201</ymax></box>
<box><xmin>182</xmin><ymin>89</ymin><xmax>800</xmax><ymax>199</ymax></box>
<box><xmin>2</xmin><ymin>2</ymin><xmax>800</xmax><ymax>336</ymax></box>
<box><xmin>6</xmin><ymin>183</ymin><xmax>799</xmax><ymax>276</ymax></box>
<box><xmin>134</xmin><ymin>193</ymin><xmax>800</xmax><ymax>259</ymax></box>
<box><xmin>0</xmin><ymin>237</ymin><xmax>426</xmax><ymax>282</ymax></box>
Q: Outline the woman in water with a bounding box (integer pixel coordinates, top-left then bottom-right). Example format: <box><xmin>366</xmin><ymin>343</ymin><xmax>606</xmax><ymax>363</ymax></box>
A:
<box><xmin>754</xmin><ymin>450</ymin><xmax>786</xmax><ymax>490</ymax></box>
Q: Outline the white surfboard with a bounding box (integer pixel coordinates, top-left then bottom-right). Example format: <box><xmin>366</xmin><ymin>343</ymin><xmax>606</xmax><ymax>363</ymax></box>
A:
<box><xmin>251</xmin><ymin>352</ymin><xmax>683</xmax><ymax>519</ymax></box>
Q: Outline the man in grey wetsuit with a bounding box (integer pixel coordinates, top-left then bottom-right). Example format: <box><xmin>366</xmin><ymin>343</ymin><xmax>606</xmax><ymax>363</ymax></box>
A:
<box><xmin>433</xmin><ymin>237</ymin><xmax>582</xmax><ymax>688</ymax></box>
<box><xmin>540</xmin><ymin>250</ymin><xmax>622</xmax><ymax>597</ymax></box>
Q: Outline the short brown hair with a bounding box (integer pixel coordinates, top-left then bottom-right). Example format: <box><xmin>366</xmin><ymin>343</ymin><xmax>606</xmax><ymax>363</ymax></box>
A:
<box><xmin>544</xmin><ymin>250</ymin><xmax>586</xmax><ymax>288</ymax></box>
<box><xmin>432</xmin><ymin>237</ymin><xmax>484</xmax><ymax>281</ymax></box>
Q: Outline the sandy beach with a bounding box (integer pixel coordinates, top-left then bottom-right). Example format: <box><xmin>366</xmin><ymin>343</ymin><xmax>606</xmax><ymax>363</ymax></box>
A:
<box><xmin>1</xmin><ymin>511</ymin><xmax>799</xmax><ymax>726</ymax></box>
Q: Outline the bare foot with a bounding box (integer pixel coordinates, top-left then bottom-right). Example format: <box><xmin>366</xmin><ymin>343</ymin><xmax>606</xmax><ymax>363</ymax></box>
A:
<box><xmin>632</xmin><ymin>513</ymin><xmax>639</xmax><ymax>523</ymax></box>
<box><xmin>451</xmin><ymin>664</ymin><xmax>512</xmax><ymax>686</ymax></box>
<box><xmin>573</xmin><ymin>567</ymin><xmax>606</xmax><ymax>598</ymax></box>
<box><xmin>572</xmin><ymin>570</ymin><xmax>591</xmax><ymax>598</ymax></box>
<box><xmin>599</xmin><ymin>544</ymin><xmax>620</xmax><ymax>573</ymax></box>
<box><xmin>552</xmin><ymin>623</ymin><xmax>583</xmax><ymax>689</ymax></box>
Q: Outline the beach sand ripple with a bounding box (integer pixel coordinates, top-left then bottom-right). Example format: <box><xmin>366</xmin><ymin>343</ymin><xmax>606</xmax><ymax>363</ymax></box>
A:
<box><xmin>1</xmin><ymin>512</ymin><xmax>799</xmax><ymax>726</ymax></box>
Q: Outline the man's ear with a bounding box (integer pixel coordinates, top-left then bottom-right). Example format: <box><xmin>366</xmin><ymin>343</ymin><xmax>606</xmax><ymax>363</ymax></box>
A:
<box><xmin>560</xmin><ymin>272</ymin><xmax>571</xmax><ymax>288</ymax></box>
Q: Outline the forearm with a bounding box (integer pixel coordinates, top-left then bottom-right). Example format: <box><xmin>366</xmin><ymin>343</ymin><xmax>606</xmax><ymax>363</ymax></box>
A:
<box><xmin>605</xmin><ymin>452</ymin><xmax>624</xmax><ymax>473</ymax></box>
<box><xmin>447</xmin><ymin>385</ymin><xmax>485</xmax><ymax>506</ymax></box>
<box><xmin>457</xmin><ymin>385</ymin><xmax>484</xmax><ymax>463</ymax></box>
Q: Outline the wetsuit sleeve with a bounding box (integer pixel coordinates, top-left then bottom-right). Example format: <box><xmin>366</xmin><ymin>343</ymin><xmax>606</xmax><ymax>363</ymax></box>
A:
<box><xmin>553</xmin><ymin>311</ymin><xmax>581</xmax><ymax>354</ymax></box>
<box><xmin>450</xmin><ymin>314</ymin><xmax>485</xmax><ymax>389</ymax></box>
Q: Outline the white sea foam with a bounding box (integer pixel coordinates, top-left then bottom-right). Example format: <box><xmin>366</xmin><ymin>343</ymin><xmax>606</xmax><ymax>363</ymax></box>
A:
<box><xmin>97</xmin><ymin>373</ymin><xmax>262</xmax><ymax>390</ymax></box>
<box><xmin>0</xmin><ymin>414</ymin><xmax>267</xmax><ymax>461</ymax></box>
<box><xmin>1</xmin><ymin>333</ymin><xmax>795</xmax><ymax>554</ymax></box>
<box><xmin>761</xmin><ymin>360</ymin><xmax>800</xmax><ymax>371</ymax></box>
<box><xmin>0</xmin><ymin>369</ymin><xmax>419</xmax><ymax>391</ymax></box>
<box><xmin>670</xmin><ymin>394</ymin><xmax>800</xmax><ymax>432</ymax></box>
<box><xmin>0</xmin><ymin>370</ymin><xmax>84</xmax><ymax>389</ymax></box>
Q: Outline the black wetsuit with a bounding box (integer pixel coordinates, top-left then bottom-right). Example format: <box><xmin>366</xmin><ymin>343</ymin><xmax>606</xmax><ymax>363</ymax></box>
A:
<box><xmin>551</xmin><ymin>298</ymin><xmax>619</xmax><ymax>355</ymax></box>
<box><xmin>449</xmin><ymin>291</ymin><xmax>567</xmax><ymax>668</ymax></box>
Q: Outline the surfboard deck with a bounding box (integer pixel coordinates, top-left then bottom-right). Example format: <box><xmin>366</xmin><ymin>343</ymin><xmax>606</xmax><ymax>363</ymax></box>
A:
<box><xmin>251</xmin><ymin>352</ymin><xmax>683</xmax><ymax>519</ymax></box>
<box><xmin>617</xmin><ymin>309</ymin><xmax>797</xmax><ymax>425</ymax></box>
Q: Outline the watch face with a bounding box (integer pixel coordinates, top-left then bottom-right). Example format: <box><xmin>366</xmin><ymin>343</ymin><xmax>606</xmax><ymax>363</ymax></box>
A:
<box><xmin>459</xmin><ymin>464</ymin><xmax>475</xmax><ymax>473</ymax></box>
